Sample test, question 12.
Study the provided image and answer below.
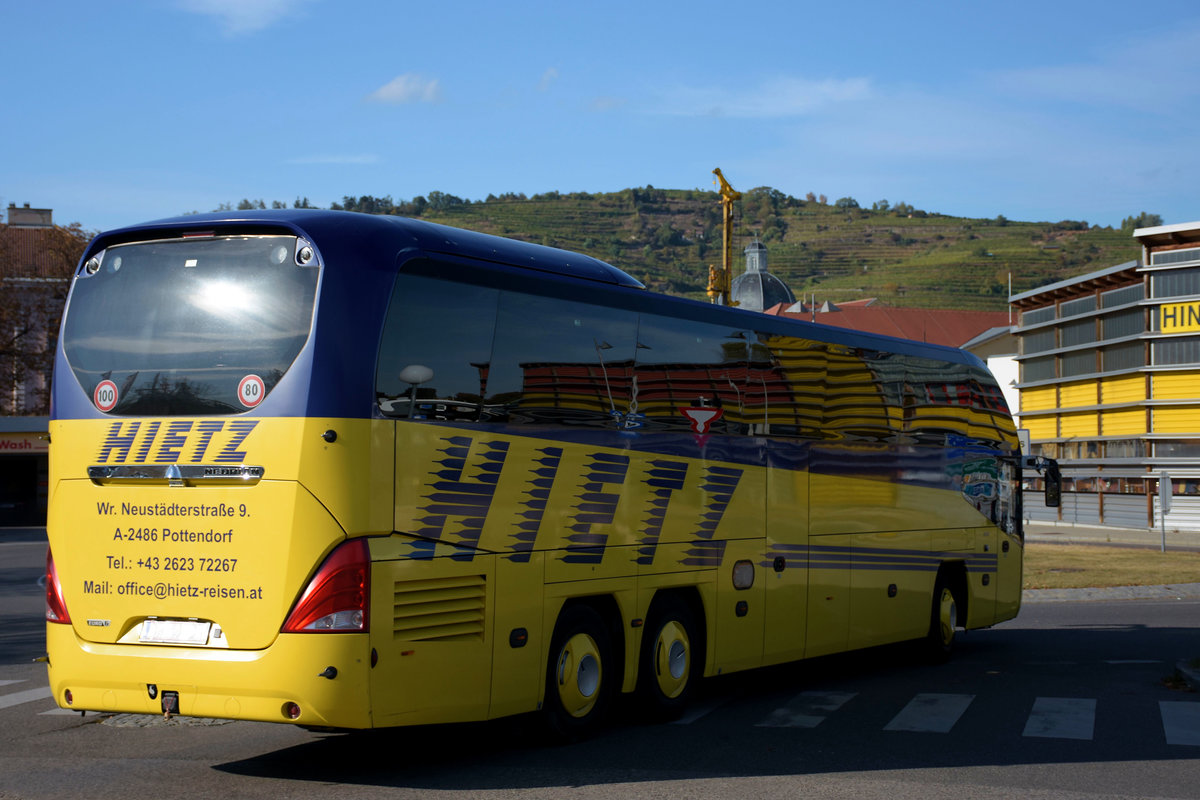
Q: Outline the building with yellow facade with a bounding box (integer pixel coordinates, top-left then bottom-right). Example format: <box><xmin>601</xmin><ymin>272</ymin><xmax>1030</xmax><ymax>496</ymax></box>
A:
<box><xmin>1011</xmin><ymin>221</ymin><xmax>1200</xmax><ymax>530</ymax></box>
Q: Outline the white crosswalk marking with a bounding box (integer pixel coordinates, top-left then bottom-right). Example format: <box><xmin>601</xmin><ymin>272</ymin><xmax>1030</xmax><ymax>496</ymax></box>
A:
<box><xmin>756</xmin><ymin>690</ymin><xmax>857</xmax><ymax>728</ymax></box>
<box><xmin>1023</xmin><ymin>697</ymin><xmax>1096</xmax><ymax>740</ymax></box>
<box><xmin>0</xmin><ymin>686</ymin><xmax>52</xmax><ymax>711</ymax></box>
<box><xmin>884</xmin><ymin>693</ymin><xmax>974</xmax><ymax>733</ymax></box>
<box><xmin>0</xmin><ymin>680</ymin><xmax>26</xmax><ymax>688</ymax></box>
<box><xmin>670</xmin><ymin>694</ymin><xmax>734</xmax><ymax>725</ymax></box>
<box><xmin>1161</xmin><ymin>702</ymin><xmax>1200</xmax><ymax>746</ymax></box>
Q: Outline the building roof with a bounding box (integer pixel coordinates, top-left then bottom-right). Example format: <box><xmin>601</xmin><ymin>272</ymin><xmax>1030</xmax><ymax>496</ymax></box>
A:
<box><xmin>1134</xmin><ymin>220</ymin><xmax>1200</xmax><ymax>248</ymax></box>
<box><xmin>1008</xmin><ymin>260</ymin><xmax>1139</xmax><ymax>306</ymax></box>
<box><xmin>730</xmin><ymin>240</ymin><xmax>796</xmax><ymax>313</ymax></box>
<box><xmin>763</xmin><ymin>303</ymin><xmax>1011</xmax><ymax>348</ymax></box>
<box><xmin>960</xmin><ymin>325</ymin><xmax>1014</xmax><ymax>350</ymax></box>
<box><xmin>731</xmin><ymin>269</ymin><xmax>796</xmax><ymax>313</ymax></box>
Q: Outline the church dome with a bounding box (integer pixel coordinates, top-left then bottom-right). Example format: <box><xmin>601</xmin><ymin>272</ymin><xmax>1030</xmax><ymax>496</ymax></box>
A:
<box><xmin>730</xmin><ymin>241</ymin><xmax>795</xmax><ymax>312</ymax></box>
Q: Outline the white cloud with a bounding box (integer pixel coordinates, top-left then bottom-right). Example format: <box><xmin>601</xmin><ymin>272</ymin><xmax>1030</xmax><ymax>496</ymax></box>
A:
<box><xmin>590</xmin><ymin>96</ymin><xmax>627</xmax><ymax>112</ymax></box>
<box><xmin>286</xmin><ymin>154</ymin><xmax>380</xmax><ymax>165</ymax></box>
<box><xmin>538</xmin><ymin>68</ymin><xmax>559</xmax><ymax>92</ymax></box>
<box><xmin>367</xmin><ymin>74</ymin><xmax>443</xmax><ymax>105</ymax></box>
<box><xmin>177</xmin><ymin>0</ymin><xmax>317</xmax><ymax>35</ymax></box>
<box><xmin>989</xmin><ymin>25</ymin><xmax>1200</xmax><ymax>113</ymax></box>
<box><xmin>655</xmin><ymin>76</ymin><xmax>872</xmax><ymax>118</ymax></box>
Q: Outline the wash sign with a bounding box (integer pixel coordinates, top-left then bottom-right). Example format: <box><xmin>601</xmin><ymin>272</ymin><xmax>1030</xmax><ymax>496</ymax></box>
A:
<box><xmin>0</xmin><ymin>433</ymin><xmax>47</xmax><ymax>454</ymax></box>
<box><xmin>1160</xmin><ymin>301</ymin><xmax>1200</xmax><ymax>334</ymax></box>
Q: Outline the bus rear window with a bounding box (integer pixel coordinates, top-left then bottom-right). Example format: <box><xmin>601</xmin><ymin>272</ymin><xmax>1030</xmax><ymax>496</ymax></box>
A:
<box><xmin>62</xmin><ymin>235</ymin><xmax>319</xmax><ymax>415</ymax></box>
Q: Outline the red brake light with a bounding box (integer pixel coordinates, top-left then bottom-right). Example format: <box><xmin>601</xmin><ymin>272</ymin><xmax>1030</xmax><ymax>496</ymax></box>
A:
<box><xmin>46</xmin><ymin>547</ymin><xmax>71</xmax><ymax>624</ymax></box>
<box><xmin>281</xmin><ymin>539</ymin><xmax>370</xmax><ymax>633</ymax></box>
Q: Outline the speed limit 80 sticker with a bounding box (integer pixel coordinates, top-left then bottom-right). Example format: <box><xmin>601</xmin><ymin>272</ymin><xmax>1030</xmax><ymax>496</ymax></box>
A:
<box><xmin>237</xmin><ymin>374</ymin><xmax>266</xmax><ymax>408</ymax></box>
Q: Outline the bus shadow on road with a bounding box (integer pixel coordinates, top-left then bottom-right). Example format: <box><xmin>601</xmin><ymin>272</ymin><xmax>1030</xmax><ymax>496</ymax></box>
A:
<box><xmin>214</xmin><ymin>624</ymin><xmax>1200</xmax><ymax>790</ymax></box>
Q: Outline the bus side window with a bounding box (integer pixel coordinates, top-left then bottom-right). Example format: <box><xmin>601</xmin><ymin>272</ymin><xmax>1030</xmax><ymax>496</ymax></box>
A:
<box><xmin>485</xmin><ymin>291</ymin><xmax>637</xmax><ymax>427</ymax></box>
<box><xmin>375</xmin><ymin>269</ymin><xmax>499</xmax><ymax>421</ymax></box>
<box><xmin>633</xmin><ymin>317</ymin><xmax>752</xmax><ymax>434</ymax></box>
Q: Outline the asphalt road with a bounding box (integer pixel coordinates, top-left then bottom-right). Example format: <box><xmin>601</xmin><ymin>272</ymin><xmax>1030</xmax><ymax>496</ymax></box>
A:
<box><xmin>3</xmin><ymin>530</ymin><xmax>1200</xmax><ymax>799</ymax></box>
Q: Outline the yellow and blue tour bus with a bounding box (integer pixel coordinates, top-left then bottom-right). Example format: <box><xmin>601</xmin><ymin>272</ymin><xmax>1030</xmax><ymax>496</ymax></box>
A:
<box><xmin>44</xmin><ymin>209</ymin><xmax>1060</xmax><ymax>735</ymax></box>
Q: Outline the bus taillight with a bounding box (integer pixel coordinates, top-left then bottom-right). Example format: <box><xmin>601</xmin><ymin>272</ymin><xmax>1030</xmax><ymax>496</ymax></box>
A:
<box><xmin>45</xmin><ymin>547</ymin><xmax>71</xmax><ymax>624</ymax></box>
<box><xmin>281</xmin><ymin>539</ymin><xmax>370</xmax><ymax>633</ymax></box>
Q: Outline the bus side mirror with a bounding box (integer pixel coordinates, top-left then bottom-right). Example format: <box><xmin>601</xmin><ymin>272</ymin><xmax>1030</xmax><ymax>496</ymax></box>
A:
<box><xmin>1044</xmin><ymin>462</ymin><xmax>1062</xmax><ymax>508</ymax></box>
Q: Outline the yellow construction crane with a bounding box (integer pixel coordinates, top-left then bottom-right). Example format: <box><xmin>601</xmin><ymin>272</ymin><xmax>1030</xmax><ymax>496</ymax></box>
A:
<box><xmin>708</xmin><ymin>167</ymin><xmax>740</xmax><ymax>306</ymax></box>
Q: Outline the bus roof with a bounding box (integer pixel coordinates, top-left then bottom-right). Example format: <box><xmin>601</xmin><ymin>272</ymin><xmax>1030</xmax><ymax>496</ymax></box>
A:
<box><xmin>81</xmin><ymin>209</ymin><xmax>983</xmax><ymax>370</ymax></box>
<box><xmin>87</xmin><ymin>209</ymin><xmax>646</xmax><ymax>289</ymax></box>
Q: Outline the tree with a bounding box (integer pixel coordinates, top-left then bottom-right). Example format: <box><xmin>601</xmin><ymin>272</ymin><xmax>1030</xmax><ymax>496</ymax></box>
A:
<box><xmin>0</xmin><ymin>222</ymin><xmax>91</xmax><ymax>414</ymax></box>
<box><xmin>1121</xmin><ymin>212</ymin><xmax>1163</xmax><ymax>233</ymax></box>
<box><xmin>834</xmin><ymin>197</ymin><xmax>859</xmax><ymax>210</ymax></box>
<box><xmin>871</xmin><ymin>199</ymin><xmax>890</xmax><ymax>212</ymax></box>
<box><xmin>426</xmin><ymin>191</ymin><xmax>465</xmax><ymax>211</ymax></box>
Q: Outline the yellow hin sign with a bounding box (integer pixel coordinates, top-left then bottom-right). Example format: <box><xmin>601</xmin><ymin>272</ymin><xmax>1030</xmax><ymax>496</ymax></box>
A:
<box><xmin>1160</xmin><ymin>301</ymin><xmax>1200</xmax><ymax>334</ymax></box>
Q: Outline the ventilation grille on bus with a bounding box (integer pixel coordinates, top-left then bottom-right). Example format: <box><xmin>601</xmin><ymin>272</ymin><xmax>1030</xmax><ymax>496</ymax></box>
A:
<box><xmin>392</xmin><ymin>575</ymin><xmax>486</xmax><ymax>642</ymax></box>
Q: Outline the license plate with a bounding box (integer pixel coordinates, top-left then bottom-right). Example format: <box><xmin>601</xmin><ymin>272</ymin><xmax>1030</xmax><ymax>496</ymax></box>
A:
<box><xmin>140</xmin><ymin>619</ymin><xmax>212</xmax><ymax>645</ymax></box>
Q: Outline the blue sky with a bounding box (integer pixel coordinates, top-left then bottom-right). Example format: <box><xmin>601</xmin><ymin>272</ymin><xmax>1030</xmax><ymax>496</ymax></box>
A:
<box><xmin>4</xmin><ymin>0</ymin><xmax>1200</xmax><ymax>233</ymax></box>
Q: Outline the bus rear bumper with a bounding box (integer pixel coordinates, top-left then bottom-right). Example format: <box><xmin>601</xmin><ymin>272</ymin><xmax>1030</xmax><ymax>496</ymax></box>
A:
<box><xmin>45</xmin><ymin>624</ymin><xmax>373</xmax><ymax>729</ymax></box>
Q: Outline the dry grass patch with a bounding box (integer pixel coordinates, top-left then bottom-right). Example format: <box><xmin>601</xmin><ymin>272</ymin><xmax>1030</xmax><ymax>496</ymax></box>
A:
<box><xmin>1024</xmin><ymin>543</ymin><xmax>1200</xmax><ymax>590</ymax></box>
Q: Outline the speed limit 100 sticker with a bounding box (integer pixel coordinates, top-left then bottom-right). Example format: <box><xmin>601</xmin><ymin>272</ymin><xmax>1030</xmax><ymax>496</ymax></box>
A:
<box><xmin>94</xmin><ymin>380</ymin><xmax>118</xmax><ymax>412</ymax></box>
<box><xmin>238</xmin><ymin>374</ymin><xmax>266</xmax><ymax>408</ymax></box>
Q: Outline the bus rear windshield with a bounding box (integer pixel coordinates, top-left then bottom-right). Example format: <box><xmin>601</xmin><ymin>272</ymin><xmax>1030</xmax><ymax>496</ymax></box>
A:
<box><xmin>62</xmin><ymin>235</ymin><xmax>319</xmax><ymax>415</ymax></box>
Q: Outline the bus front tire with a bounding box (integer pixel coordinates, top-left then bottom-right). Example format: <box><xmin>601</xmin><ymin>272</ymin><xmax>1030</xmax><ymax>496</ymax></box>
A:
<box><xmin>543</xmin><ymin>604</ymin><xmax>613</xmax><ymax>740</ymax></box>
<box><xmin>637</xmin><ymin>595</ymin><xmax>698</xmax><ymax>720</ymax></box>
<box><xmin>926</xmin><ymin>577</ymin><xmax>959</xmax><ymax>661</ymax></box>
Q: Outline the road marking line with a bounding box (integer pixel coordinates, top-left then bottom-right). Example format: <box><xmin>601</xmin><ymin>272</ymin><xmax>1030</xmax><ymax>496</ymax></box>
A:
<box><xmin>0</xmin><ymin>680</ymin><xmax>26</xmax><ymax>688</ymax></box>
<box><xmin>39</xmin><ymin>708</ymin><xmax>80</xmax><ymax>716</ymax></box>
<box><xmin>0</xmin><ymin>686</ymin><xmax>52</xmax><ymax>711</ymax></box>
<box><xmin>1161</xmin><ymin>702</ymin><xmax>1200</xmax><ymax>746</ymax></box>
<box><xmin>756</xmin><ymin>690</ymin><xmax>857</xmax><ymax>728</ymax></box>
<box><xmin>1023</xmin><ymin>697</ymin><xmax>1096</xmax><ymax>740</ymax></box>
<box><xmin>670</xmin><ymin>694</ymin><xmax>734</xmax><ymax>725</ymax></box>
<box><xmin>884</xmin><ymin>693</ymin><xmax>974</xmax><ymax>733</ymax></box>
<box><xmin>1106</xmin><ymin>660</ymin><xmax>1160</xmax><ymax>665</ymax></box>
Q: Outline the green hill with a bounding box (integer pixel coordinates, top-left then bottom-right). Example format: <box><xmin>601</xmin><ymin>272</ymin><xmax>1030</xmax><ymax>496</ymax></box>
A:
<box><xmin>270</xmin><ymin>188</ymin><xmax>1145</xmax><ymax>310</ymax></box>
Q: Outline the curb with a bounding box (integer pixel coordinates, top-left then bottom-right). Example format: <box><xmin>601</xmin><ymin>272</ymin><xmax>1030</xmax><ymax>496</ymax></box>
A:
<box><xmin>1023</xmin><ymin>583</ymin><xmax>1200</xmax><ymax>603</ymax></box>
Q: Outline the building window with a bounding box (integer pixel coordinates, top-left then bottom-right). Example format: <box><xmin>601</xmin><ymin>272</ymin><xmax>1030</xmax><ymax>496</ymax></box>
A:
<box><xmin>1155</xmin><ymin>439</ymin><xmax>1200</xmax><ymax>458</ymax></box>
<box><xmin>1060</xmin><ymin>441</ymin><xmax>1101</xmax><ymax>460</ymax></box>
<box><xmin>1060</xmin><ymin>350</ymin><xmax>1096</xmax><ymax>378</ymax></box>
<box><xmin>1150</xmin><ymin>248</ymin><xmax>1200</xmax><ymax>267</ymax></box>
<box><xmin>1021</xmin><ymin>306</ymin><xmax>1056</xmax><ymax>327</ymax></box>
<box><xmin>1101</xmin><ymin>284</ymin><xmax>1144</xmax><ymax>308</ymax></box>
<box><xmin>1102</xmin><ymin>308</ymin><xmax>1143</xmax><ymax>340</ymax></box>
<box><xmin>1032</xmin><ymin>443</ymin><xmax>1058</xmax><ymax>458</ymax></box>
<box><xmin>1152</xmin><ymin>337</ymin><xmax>1200</xmax><ymax>366</ymax></box>
<box><xmin>1105</xmin><ymin>439</ymin><xmax>1145</xmax><ymax>458</ymax></box>
<box><xmin>1021</xmin><ymin>329</ymin><xmax>1056</xmax><ymax>355</ymax></box>
<box><xmin>1059</xmin><ymin>296</ymin><xmax>1097</xmax><ymax>318</ymax></box>
<box><xmin>1102</xmin><ymin>341</ymin><xmax>1143</xmax><ymax>371</ymax></box>
<box><xmin>1151</xmin><ymin>267</ymin><xmax>1200</xmax><ymax>298</ymax></box>
<box><xmin>1061</xmin><ymin>319</ymin><xmax>1096</xmax><ymax>347</ymax></box>
<box><xmin>1022</xmin><ymin>356</ymin><xmax>1056</xmax><ymax>382</ymax></box>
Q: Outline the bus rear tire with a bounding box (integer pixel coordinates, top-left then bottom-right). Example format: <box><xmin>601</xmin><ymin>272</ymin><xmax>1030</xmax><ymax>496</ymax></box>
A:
<box><xmin>637</xmin><ymin>595</ymin><xmax>698</xmax><ymax>721</ymax></box>
<box><xmin>926</xmin><ymin>577</ymin><xmax>959</xmax><ymax>661</ymax></box>
<box><xmin>543</xmin><ymin>604</ymin><xmax>613</xmax><ymax>741</ymax></box>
